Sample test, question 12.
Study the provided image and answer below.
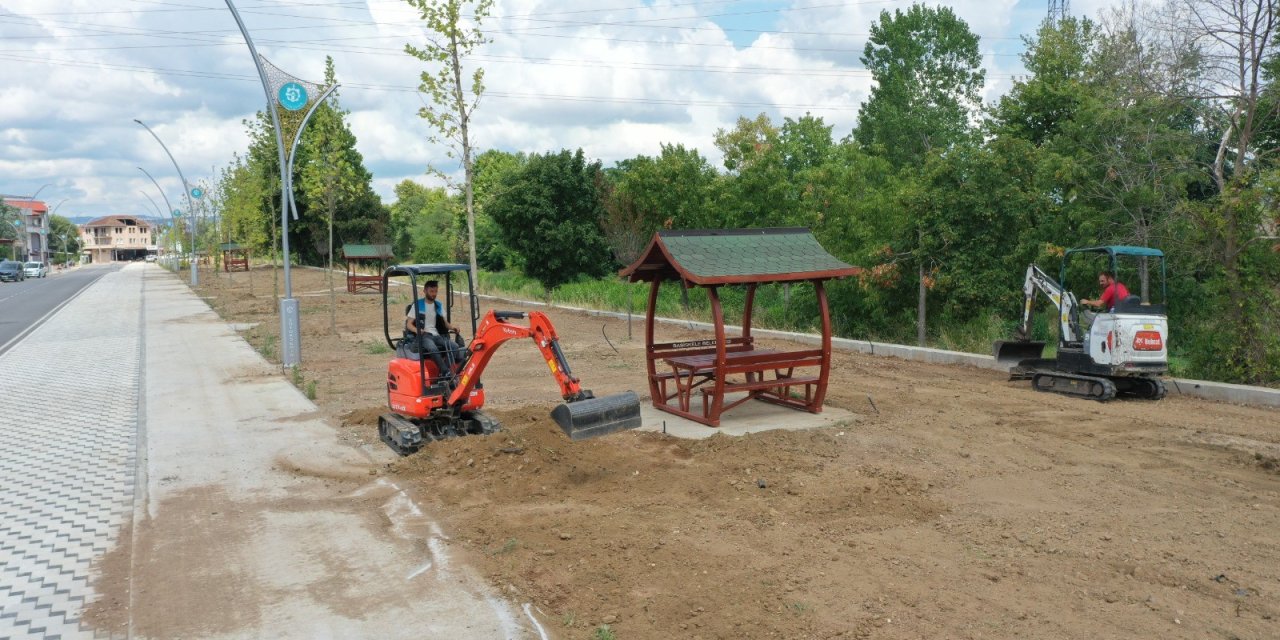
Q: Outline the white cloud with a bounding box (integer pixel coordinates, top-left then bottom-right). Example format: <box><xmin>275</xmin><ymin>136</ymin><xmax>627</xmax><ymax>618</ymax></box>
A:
<box><xmin>0</xmin><ymin>0</ymin><xmax>1130</xmax><ymax>216</ymax></box>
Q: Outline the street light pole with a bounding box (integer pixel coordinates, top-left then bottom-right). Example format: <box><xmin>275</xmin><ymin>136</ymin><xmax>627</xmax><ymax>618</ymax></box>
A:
<box><xmin>138</xmin><ymin>165</ymin><xmax>194</xmax><ymax>282</ymax></box>
<box><xmin>140</xmin><ymin>190</ymin><xmax>171</xmax><ymax>261</ymax></box>
<box><xmin>134</xmin><ymin>119</ymin><xmax>198</xmax><ymax>286</ymax></box>
<box><xmin>26</xmin><ymin>183</ymin><xmax>52</xmax><ymax>202</ymax></box>
<box><xmin>224</xmin><ymin>0</ymin><xmax>302</xmax><ymax>366</ymax></box>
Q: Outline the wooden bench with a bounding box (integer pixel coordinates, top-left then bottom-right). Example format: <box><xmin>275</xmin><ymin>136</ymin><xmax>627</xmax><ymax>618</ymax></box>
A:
<box><xmin>660</xmin><ymin>348</ymin><xmax>824</xmax><ymax>420</ymax></box>
<box><xmin>347</xmin><ymin>273</ymin><xmax>383</xmax><ymax>294</ymax></box>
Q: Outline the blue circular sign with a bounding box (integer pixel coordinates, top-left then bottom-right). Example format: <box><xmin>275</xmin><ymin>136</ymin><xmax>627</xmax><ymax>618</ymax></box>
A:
<box><xmin>191</xmin><ymin>187</ymin><xmax>204</xmax><ymax>199</ymax></box>
<box><xmin>173</xmin><ymin>209</ymin><xmax>182</xmax><ymax>217</ymax></box>
<box><xmin>278</xmin><ymin>82</ymin><xmax>308</xmax><ymax>111</ymax></box>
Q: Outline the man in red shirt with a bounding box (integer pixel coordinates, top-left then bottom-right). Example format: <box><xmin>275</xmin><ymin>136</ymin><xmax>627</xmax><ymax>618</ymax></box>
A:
<box><xmin>1081</xmin><ymin>270</ymin><xmax>1130</xmax><ymax>312</ymax></box>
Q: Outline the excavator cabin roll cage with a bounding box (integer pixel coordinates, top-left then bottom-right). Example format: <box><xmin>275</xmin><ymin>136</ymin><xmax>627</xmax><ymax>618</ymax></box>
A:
<box><xmin>381</xmin><ymin>263</ymin><xmax>480</xmax><ymax>396</ymax></box>
<box><xmin>1055</xmin><ymin>246</ymin><xmax>1167</xmax><ymax>347</ymax></box>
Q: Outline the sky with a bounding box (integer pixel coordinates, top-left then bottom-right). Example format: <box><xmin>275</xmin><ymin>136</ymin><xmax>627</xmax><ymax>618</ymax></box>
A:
<box><xmin>0</xmin><ymin>0</ymin><xmax>1124</xmax><ymax>220</ymax></box>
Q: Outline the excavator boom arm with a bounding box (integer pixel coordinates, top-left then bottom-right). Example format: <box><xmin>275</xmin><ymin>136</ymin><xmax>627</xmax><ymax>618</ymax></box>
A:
<box><xmin>1020</xmin><ymin>264</ymin><xmax>1079</xmax><ymax>344</ymax></box>
<box><xmin>446</xmin><ymin>310</ymin><xmax>586</xmax><ymax>407</ymax></box>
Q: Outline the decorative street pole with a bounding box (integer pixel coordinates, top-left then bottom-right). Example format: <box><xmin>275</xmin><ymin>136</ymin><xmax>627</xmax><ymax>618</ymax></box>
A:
<box><xmin>224</xmin><ymin>0</ymin><xmax>332</xmax><ymax>367</ymax></box>
<box><xmin>285</xmin><ymin>83</ymin><xmax>339</xmax><ymax>221</ymax></box>
<box><xmin>139</xmin><ymin>166</ymin><xmax>195</xmax><ymax>280</ymax></box>
<box><xmin>141</xmin><ymin>190</ymin><xmax>173</xmax><ymax>261</ymax></box>
<box><xmin>134</xmin><ymin>120</ymin><xmax>198</xmax><ymax>285</ymax></box>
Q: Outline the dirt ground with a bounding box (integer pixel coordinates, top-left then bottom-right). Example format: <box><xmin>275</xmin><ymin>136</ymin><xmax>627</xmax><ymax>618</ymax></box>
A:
<box><xmin>194</xmin><ymin>264</ymin><xmax>1280</xmax><ymax>640</ymax></box>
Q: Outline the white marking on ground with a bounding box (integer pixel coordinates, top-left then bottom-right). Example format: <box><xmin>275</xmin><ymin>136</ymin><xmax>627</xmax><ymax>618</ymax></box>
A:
<box><xmin>405</xmin><ymin>561</ymin><xmax>433</xmax><ymax>580</ymax></box>
<box><xmin>523</xmin><ymin>602</ymin><xmax>551</xmax><ymax>640</ymax></box>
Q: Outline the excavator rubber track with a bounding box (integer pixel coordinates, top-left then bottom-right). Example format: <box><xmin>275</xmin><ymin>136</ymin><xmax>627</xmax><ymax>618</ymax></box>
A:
<box><xmin>1117</xmin><ymin>376</ymin><xmax>1166</xmax><ymax>400</ymax></box>
<box><xmin>1031</xmin><ymin>371</ymin><xmax>1118</xmax><ymax>401</ymax></box>
<box><xmin>379</xmin><ymin>411</ymin><xmax>500</xmax><ymax>456</ymax></box>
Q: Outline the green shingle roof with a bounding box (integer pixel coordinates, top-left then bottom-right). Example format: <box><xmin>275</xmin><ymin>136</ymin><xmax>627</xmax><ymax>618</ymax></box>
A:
<box><xmin>218</xmin><ymin>242</ymin><xmax>244</xmax><ymax>251</ymax></box>
<box><xmin>342</xmin><ymin>243</ymin><xmax>394</xmax><ymax>260</ymax></box>
<box><xmin>620</xmin><ymin>228</ymin><xmax>859</xmax><ymax>285</ymax></box>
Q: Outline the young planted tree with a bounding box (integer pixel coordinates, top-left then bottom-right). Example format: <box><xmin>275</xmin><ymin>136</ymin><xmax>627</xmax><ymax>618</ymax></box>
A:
<box><xmin>300</xmin><ymin>58</ymin><xmax>366</xmax><ymax>334</ymax></box>
<box><xmin>404</xmin><ymin>0</ymin><xmax>493</xmax><ymax>290</ymax></box>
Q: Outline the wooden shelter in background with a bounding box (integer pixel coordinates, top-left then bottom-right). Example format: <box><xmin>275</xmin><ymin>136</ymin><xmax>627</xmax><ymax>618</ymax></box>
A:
<box><xmin>619</xmin><ymin>228</ymin><xmax>860</xmax><ymax>428</ymax></box>
<box><xmin>219</xmin><ymin>242</ymin><xmax>249</xmax><ymax>272</ymax></box>
<box><xmin>342</xmin><ymin>243</ymin><xmax>394</xmax><ymax>294</ymax></box>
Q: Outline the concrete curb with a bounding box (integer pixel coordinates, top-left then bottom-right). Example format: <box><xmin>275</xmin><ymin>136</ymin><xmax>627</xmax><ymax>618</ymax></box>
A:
<box><xmin>467</xmin><ymin>291</ymin><xmax>1280</xmax><ymax>409</ymax></box>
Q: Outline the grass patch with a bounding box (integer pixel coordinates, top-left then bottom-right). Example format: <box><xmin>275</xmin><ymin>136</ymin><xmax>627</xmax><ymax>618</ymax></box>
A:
<box><xmin>365</xmin><ymin>340</ymin><xmax>391</xmax><ymax>355</ymax></box>
<box><xmin>258</xmin><ymin>335</ymin><xmax>278</xmax><ymax>361</ymax></box>
<box><xmin>305</xmin><ymin>380</ymin><xmax>317</xmax><ymax>400</ymax></box>
<box><xmin>489</xmin><ymin>538</ymin><xmax>518</xmax><ymax>556</ymax></box>
<box><xmin>592</xmin><ymin>625</ymin><xmax>616</xmax><ymax>640</ymax></box>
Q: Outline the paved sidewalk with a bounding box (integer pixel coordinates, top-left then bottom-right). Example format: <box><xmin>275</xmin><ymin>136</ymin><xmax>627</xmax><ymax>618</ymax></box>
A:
<box><xmin>1</xmin><ymin>264</ymin><xmax>537</xmax><ymax>639</ymax></box>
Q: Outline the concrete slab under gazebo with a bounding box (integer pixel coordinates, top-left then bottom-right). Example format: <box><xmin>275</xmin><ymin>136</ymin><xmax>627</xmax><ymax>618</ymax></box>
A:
<box><xmin>342</xmin><ymin>243</ymin><xmax>394</xmax><ymax>294</ymax></box>
<box><xmin>220</xmin><ymin>242</ymin><xmax>249</xmax><ymax>272</ymax></box>
<box><xmin>618</xmin><ymin>227</ymin><xmax>860</xmax><ymax>428</ymax></box>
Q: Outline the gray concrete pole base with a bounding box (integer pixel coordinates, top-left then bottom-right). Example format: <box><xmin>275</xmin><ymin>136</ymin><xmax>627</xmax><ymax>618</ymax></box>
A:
<box><xmin>280</xmin><ymin>297</ymin><xmax>300</xmax><ymax>366</ymax></box>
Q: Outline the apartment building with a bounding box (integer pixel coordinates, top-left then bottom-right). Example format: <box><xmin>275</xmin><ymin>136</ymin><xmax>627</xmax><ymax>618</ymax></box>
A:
<box><xmin>80</xmin><ymin>215</ymin><xmax>157</xmax><ymax>263</ymax></box>
<box><xmin>3</xmin><ymin>198</ymin><xmax>51</xmax><ymax>263</ymax></box>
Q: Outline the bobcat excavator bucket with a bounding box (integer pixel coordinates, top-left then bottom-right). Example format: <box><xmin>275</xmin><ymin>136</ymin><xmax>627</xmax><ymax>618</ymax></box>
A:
<box><xmin>551</xmin><ymin>391</ymin><xmax>643</xmax><ymax>441</ymax></box>
<box><xmin>993</xmin><ymin>340</ymin><xmax>1047</xmax><ymax>367</ymax></box>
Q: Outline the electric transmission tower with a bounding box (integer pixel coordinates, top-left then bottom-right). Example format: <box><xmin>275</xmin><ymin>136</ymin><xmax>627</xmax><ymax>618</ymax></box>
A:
<box><xmin>1048</xmin><ymin>0</ymin><xmax>1070</xmax><ymax>24</ymax></box>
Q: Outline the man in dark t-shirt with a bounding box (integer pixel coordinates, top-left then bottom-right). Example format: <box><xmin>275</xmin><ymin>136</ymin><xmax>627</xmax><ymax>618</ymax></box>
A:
<box><xmin>1081</xmin><ymin>270</ymin><xmax>1130</xmax><ymax>312</ymax></box>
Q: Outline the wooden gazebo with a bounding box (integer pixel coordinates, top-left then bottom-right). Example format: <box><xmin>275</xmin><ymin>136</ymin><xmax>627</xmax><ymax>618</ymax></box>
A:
<box><xmin>342</xmin><ymin>243</ymin><xmax>394</xmax><ymax>293</ymax></box>
<box><xmin>619</xmin><ymin>228</ymin><xmax>860</xmax><ymax>427</ymax></box>
<box><xmin>219</xmin><ymin>242</ymin><xmax>249</xmax><ymax>272</ymax></box>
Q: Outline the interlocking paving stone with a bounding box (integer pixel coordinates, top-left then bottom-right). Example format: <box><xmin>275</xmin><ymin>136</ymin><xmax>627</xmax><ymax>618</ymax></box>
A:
<box><xmin>0</xmin><ymin>268</ymin><xmax>141</xmax><ymax>640</ymax></box>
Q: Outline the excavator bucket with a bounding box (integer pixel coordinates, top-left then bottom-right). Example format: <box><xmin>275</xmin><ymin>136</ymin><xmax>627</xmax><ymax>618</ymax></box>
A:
<box><xmin>551</xmin><ymin>391</ymin><xmax>643</xmax><ymax>441</ymax></box>
<box><xmin>993</xmin><ymin>340</ymin><xmax>1047</xmax><ymax>367</ymax></box>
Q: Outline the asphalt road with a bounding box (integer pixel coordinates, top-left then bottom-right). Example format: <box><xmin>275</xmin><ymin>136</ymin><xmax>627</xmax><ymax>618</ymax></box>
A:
<box><xmin>0</xmin><ymin>263</ymin><xmax>122</xmax><ymax>356</ymax></box>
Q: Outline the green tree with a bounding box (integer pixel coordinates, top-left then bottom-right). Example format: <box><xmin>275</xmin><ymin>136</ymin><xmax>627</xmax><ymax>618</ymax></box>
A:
<box><xmin>487</xmin><ymin>149</ymin><xmax>614</xmax><ymax>291</ymax></box>
<box><xmin>990</xmin><ymin>17</ymin><xmax>1098</xmax><ymax>145</ymax></box>
<box><xmin>469</xmin><ymin>149</ymin><xmax>526</xmax><ymax>270</ymax></box>
<box><xmin>404</xmin><ymin>0</ymin><xmax>493</xmax><ymax>287</ymax></box>
<box><xmin>712</xmin><ymin>113</ymin><xmax>792</xmax><ymax>227</ymax></box>
<box><xmin>0</xmin><ymin>202</ymin><xmax>21</xmax><ymax>259</ymax></box>
<box><xmin>854</xmin><ymin>4</ymin><xmax>985</xmax><ymax>167</ymax></box>
<box><xmin>389</xmin><ymin>179</ymin><xmax>455</xmax><ymax>263</ymax></box>
<box><xmin>48</xmin><ymin>214</ymin><xmax>81</xmax><ymax>263</ymax></box>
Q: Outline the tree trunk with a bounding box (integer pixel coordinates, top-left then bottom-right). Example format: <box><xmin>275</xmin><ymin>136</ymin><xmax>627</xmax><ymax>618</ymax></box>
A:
<box><xmin>450</xmin><ymin>31</ymin><xmax>480</xmax><ymax>294</ymax></box>
<box><xmin>917</xmin><ymin>260</ymin><xmax>927</xmax><ymax>347</ymax></box>
<box><xmin>917</xmin><ymin>229</ymin><xmax>926</xmax><ymax>347</ymax></box>
<box><xmin>328</xmin><ymin>195</ymin><xmax>336</xmax><ymax>336</ymax></box>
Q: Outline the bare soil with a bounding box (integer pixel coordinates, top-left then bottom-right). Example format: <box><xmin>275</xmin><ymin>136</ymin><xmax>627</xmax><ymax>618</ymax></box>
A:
<box><xmin>196</xmin><ymin>265</ymin><xmax>1280</xmax><ymax>639</ymax></box>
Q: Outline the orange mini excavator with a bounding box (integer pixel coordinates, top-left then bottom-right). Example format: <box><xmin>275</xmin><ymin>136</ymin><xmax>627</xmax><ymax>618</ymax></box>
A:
<box><xmin>377</xmin><ymin>264</ymin><xmax>642</xmax><ymax>455</ymax></box>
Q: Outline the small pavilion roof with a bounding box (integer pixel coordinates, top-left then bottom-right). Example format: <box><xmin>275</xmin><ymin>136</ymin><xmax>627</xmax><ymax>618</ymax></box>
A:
<box><xmin>342</xmin><ymin>243</ymin><xmax>394</xmax><ymax>260</ymax></box>
<box><xmin>218</xmin><ymin>242</ymin><xmax>244</xmax><ymax>251</ymax></box>
<box><xmin>619</xmin><ymin>227</ymin><xmax>859</xmax><ymax>286</ymax></box>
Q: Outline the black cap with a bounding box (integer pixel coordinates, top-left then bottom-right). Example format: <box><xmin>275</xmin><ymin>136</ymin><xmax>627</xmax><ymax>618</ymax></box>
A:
<box><xmin>424</xmin><ymin>279</ymin><xmax>439</xmax><ymax>288</ymax></box>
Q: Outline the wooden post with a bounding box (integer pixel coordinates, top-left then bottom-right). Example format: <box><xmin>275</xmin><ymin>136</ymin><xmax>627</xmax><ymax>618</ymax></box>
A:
<box><xmin>742</xmin><ymin>282</ymin><xmax>757</xmax><ymax>341</ymax></box>
<box><xmin>708</xmin><ymin>285</ymin><xmax>726</xmax><ymax>424</ymax></box>
<box><xmin>644</xmin><ymin>278</ymin><xmax>661</xmax><ymax>404</ymax></box>
<box><xmin>813</xmin><ymin>279</ymin><xmax>832</xmax><ymax>410</ymax></box>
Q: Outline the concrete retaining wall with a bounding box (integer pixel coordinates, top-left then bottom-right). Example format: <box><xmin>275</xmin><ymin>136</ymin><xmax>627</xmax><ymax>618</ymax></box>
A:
<box><xmin>469</xmin><ymin>291</ymin><xmax>1280</xmax><ymax>409</ymax></box>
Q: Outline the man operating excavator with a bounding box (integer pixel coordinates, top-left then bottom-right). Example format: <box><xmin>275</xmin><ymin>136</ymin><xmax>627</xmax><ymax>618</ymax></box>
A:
<box><xmin>404</xmin><ymin>279</ymin><xmax>459</xmax><ymax>383</ymax></box>
<box><xmin>1080</xmin><ymin>270</ymin><xmax>1131</xmax><ymax>312</ymax></box>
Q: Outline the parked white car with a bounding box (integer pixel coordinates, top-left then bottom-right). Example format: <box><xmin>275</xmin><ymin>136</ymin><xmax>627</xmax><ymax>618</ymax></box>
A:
<box><xmin>24</xmin><ymin>262</ymin><xmax>48</xmax><ymax>278</ymax></box>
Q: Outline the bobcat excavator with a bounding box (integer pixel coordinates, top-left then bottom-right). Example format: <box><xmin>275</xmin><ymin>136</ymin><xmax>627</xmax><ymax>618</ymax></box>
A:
<box><xmin>377</xmin><ymin>264</ymin><xmax>642</xmax><ymax>455</ymax></box>
<box><xmin>993</xmin><ymin>246</ymin><xmax>1169</xmax><ymax>401</ymax></box>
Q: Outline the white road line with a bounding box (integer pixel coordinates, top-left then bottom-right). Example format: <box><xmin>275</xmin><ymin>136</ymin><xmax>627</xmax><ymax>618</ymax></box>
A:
<box><xmin>523</xmin><ymin>603</ymin><xmax>551</xmax><ymax>640</ymax></box>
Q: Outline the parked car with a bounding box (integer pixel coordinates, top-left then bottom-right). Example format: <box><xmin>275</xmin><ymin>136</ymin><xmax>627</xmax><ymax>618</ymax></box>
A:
<box><xmin>24</xmin><ymin>261</ymin><xmax>48</xmax><ymax>278</ymax></box>
<box><xmin>0</xmin><ymin>260</ymin><xmax>26</xmax><ymax>282</ymax></box>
